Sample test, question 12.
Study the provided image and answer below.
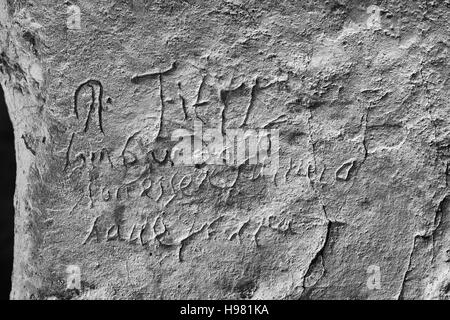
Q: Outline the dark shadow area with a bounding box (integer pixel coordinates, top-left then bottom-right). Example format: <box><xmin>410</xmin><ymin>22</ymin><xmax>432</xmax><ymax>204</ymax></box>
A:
<box><xmin>0</xmin><ymin>85</ymin><xmax>15</xmax><ymax>300</ymax></box>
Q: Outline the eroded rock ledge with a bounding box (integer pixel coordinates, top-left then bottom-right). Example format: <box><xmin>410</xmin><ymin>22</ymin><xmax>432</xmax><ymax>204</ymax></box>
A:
<box><xmin>0</xmin><ymin>0</ymin><xmax>449</xmax><ymax>300</ymax></box>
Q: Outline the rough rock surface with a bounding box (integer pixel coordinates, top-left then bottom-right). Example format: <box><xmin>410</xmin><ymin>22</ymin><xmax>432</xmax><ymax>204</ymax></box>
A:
<box><xmin>1</xmin><ymin>0</ymin><xmax>450</xmax><ymax>300</ymax></box>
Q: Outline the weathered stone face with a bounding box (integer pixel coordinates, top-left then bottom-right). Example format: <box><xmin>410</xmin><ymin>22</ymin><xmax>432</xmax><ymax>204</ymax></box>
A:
<box><xmin>1</xmin><ymin>0</ymin><xmax>449</xmax><ymax>300</ymax></box>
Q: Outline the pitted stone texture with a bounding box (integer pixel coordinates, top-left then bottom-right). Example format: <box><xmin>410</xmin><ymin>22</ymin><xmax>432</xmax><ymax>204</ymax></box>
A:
<box><xmin>1</xmin><ymin>0</ymin><xmax>449</xmax><ymax>300</ymax></box>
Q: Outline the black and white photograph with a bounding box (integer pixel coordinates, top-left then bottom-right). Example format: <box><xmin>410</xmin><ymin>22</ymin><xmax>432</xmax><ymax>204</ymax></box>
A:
<box><xmin>0</xmin><ymin>0</ymin><xmax>449</xmax><ymax>308</ymax></box>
